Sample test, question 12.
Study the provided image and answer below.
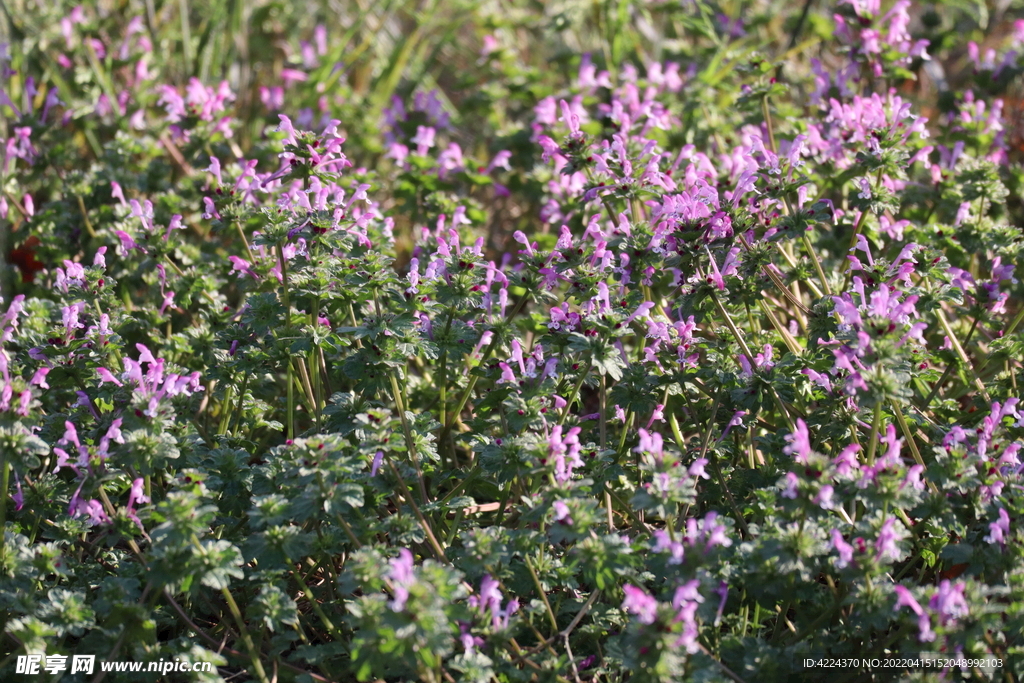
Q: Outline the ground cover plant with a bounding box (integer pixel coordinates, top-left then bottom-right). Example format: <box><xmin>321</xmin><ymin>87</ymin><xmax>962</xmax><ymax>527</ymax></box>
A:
<box><xmin>2</xmin><ymin>0</ymin><xmax>1024</xmax><ymax>681</ymax></box>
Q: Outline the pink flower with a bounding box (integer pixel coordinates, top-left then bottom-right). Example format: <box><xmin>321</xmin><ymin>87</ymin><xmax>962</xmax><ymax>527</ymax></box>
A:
<box><xmin>512</xmin><ymin>230</ymin><xmax>535</xmax><ymax>256</ymax></box>
<box><xmin>552</xmin><ymin>500</ymin><xmax>571</xmax><ymax>523</ymax></box>
<box><xmin>387</xmin><ymin>548</ymin><xmax>416</xmax><ymax>612</ymax></box>
<box><xmin>986</xmin><ymin>508</ymin><xmax>1011</xmax><ymax>546</ymax></box>
<box><xmin>783</xmin><ymin>419</ymin><xmax>813</xmax><ymax>464</ymax></box>
<box><xmin>370</xmin><ymin>450</ymin><xmax>384</xmax><ymax>477</ymax></box>
<box><xmin>126</xmin><ymin>477</ymin><xmax>149</xmax><ymax>529</ymax></box>
<box><xmin>813</xmin><ymin>485</ymin><xmax>835</xmax><ymax>510</ymax></box>
<box><xmin>30</xmin><ymin>367</ymin><xmax>50</xmax><ymax>389</ymax></box>
<box><xmin>96</xmin><ymin>367</ymin><xmax>123</xmax><ymax>387</ymax></box>
<box><xmin>229</xmin><ymin>255</ymin><xmax>258</xmax><ymax>279</ymax></box>
<box><xmin>497</xmin><ymin>362</ymin><xmax>517</xmax><ymax>385</ymax></box>
<box><xmin>622</xmin><ymin>585</ymin><xmax>658</xmax><ymax>624</ymax></box>
<box><xmin>558</xmin><ymin>99</ymin><xmax>581</xmax><ymax>137</ymax></box>
<box><xmin>549</xmin><ymin>425</ymin><xmax>583</xmax><ymax>483</ymax></box>
<box><xmin>652</xmin><ymin>529</ymin><xmax>684</xmax><ymax>564</ymax></box>
<box><xmin>894</xmin><ymin>585</ymin><xmax>935</xmax><ymax>642</ymax></box>
<box><xmin>929</xmin><ymin>580</ymin><xmax>968</xmax><ymax>626</ymax></box>
<box><xmin>688</xmin><ymin>458</ymin><xmax>710</xmax><ymax>480</ymax></box>
<box><xmin>98</xmin><ymin>418</ymin><xmax>124</xmax><ymax>459</ymax></box>
<box><xmin>780</xmin><ymin>472</ymin><xmax>799</xmax><ymax>499</ymax></box>
<box><xmin>831</xmin><ymin>530</ymin><xmax>854</xmax><ymax>568</ymax></box>
<box><xmin>875</xmin><ymin>517</ymin><xmax>904</xmax><ymax>563</ymax></box>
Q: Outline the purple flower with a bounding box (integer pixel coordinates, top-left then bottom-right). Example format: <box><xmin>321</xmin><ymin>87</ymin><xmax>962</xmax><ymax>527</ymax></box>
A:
<box><xmin>903</xmin><ymin>464</ymin><xmax>926</xmax><ymax>491</ymax></box>
<box><xmin>370</xmin><ymin>450</ymin><xmax>384</xmax><ymax>477</ymax></box>
<box><xmin>459</xmin><ymin>622</ymin><xmax>484</xmax><ymax>653</ymax></box>
<box><xmin>985</xmin><ymin>508</ymin><xmax>1010</xmax><ymax>546</ymax></box>
<box><xmin>96</xmin><ymin>367</ymin><xmax>123</xmax><ymax>387</ymax></box>
<box><xmin>411</xmin><ymin>125</ymin><xmax>436</xmax><ymax>155</ymax></box>
<box><xmin>98</xmin><ymin>418</ymin><xmax>124</xmax><ymax>459</ymax></box>
<box><xmin>877</xmin><ymin>424</ymin><xmax>903</xmax><ymax>469</ymax></box>
<box><xmin>125</xmin><ymin>477</ymin><xmax>149</xmax><ymax>529</ymax></box>
<box><xmin>875</xmin><ymin>517</ymin><xmax>904</xmax><ymax>564</ymax></box>
<box><xmin>387</xmin><ymin>548</ymin><xmax>416</xmax><ymax>612</ymax></box>
<box><xmin>672</xmin><ymin>580</ymin><xmax>703</xmax><ymax>609</ymax></box>
<box><xmin>651</xmin><ymin>529</ymin><xmax>684</xmax><ymax>564</ymax></box>
<box><xmin>929</xmin><ymin>580</ymin><xmax>968</xmax><ymax>626</ymax></box>
<box><xmin>30</xmin><ymin>367</ymin><xmax>50</xmax><ymax>389</ymax></box>
<box><xmin>672</xmin><ymin>580</ymin><xmax>704</xmax><ymax>653</ymax></box>
<box><xmin>780</xmin><ymin>472</ymin><xmax>799</xmax><ymax>499</ymax></box>
<box><xmin>537</xmin><ymin>136</ymin><xmax>560</xmax><ymax>163</ymax></box>
<box><xmin>688</xmin><ymin>458</ymin><xmax>710</xmax><ymax>480</ymax></box>
<box><xmin>11</xmin><ymin>470</ymin><xmax>24</xmax><ymax>511</ymax></box>
<box><xmin>783</xmin><ymin>419</ymin><xmax>813</xmax><ymax>464</ymax></box>
<box><xmin>558</xmin><ymin>99</ymin><xmax>581</xmax><ymax>137</ymax></box>
<box><xmin>69</xmin><ymin>493</ymin><xmax>110</xmax><ymax>526</ymax></box>
<box><xmin>634</xmin><ymin>429</ymin><xmax>664</xmax><ymax>457</ymax></box>
<box><xmin>84</xmin><ymin>500</ymin><xmax>110</xmax><ymax>525</ymax></box>
<box><xmin>622</xmin><ymin>584</ymin><xmax>658</xmax><ymax>625</ymax></box>
<box><xmin>469</xmin><ymin>574</ymin><xmax>518</xmax><ymax>629</ymax></box>
<box><xmin>719</xmin><ymin>410</ymin><xmax>747</xmax><ymax>441</ymax></box>
<box><xmin>549</xmin><ymin>425</ymin><xmax>583</xmax><ymax>483</ymax></box>
<box><xmin>645</xmin><ymin>403</ymin><xmax>665</xmax><ymax>428</ymax></box>
<box><xmin>713</xmin><ymin>581</ymin><xmax>729</xmax><ymax>626</ymax></box>
<box><xmin>698</xmin><ymin>512</ymin><xmax>733</xmax><ymax>549</ymax></box>
<box><xmin>802</xmin><ymin>368</ymin><xmax>833</xmax><ymax>394</ymax></box>
<box><xmin>114</xmin><ymin>230</ymin><xmax>146</xmax><ymax>255</ymax></box>
<box><xmin>552</xmin><ymin>500</ymin><xmax>571</xmax><ymax>524</ymax></box>
<box><xmin>894</xmin><ymin>585</ymin><xmax>935</xmax><ymax>642</ymax></box>
<box><xmin>832</xmin><ymin>443</ymin><xmax>862</xmax><ymax>479</ymax></box>
<box><xmin>512</xmin><ymin>231</ymin><xmax>536</xmax><ymax>258</ymax></box>
<box><xmin>813</xmin><ymin>485</ymin><xmax>835</xmax><ymax>510</ymax></box>
<box><xmin>831</xmin><ymin>530</ymin><xmax>854</xmax><ymax>568</ymax></box>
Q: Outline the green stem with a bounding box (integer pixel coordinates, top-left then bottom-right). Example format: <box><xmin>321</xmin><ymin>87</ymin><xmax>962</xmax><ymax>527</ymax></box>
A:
<box><xmin>890</xmin><ymin>403</ymin><xmax>925</xmax><ymax>468</ymax></box>
<box><xmin>0</xmin><ymin>447</ymin><xmax>8</xmax><ymax>566</ymax></box>
<box><xmin>310</xmin><ymin>295</ymin><xmax>323</xmax><ymax>433</ymax></box>
<box><xmin>599</xmin><ymin>374</ymin><xmax>608</xmax><ymax>450</ymax></box>
<box><xmin>709</xmin><ymin>289</ymin><xmax>796</xmax><ymax>431</ymax></box>
<box><xmin>236</xmin><ymin>222</ymin><xmax>255</xmax><ymax>264</ymax></box>
<box><xmin>231</xmin><ymin>373</ymin><xmax>249</xmax><ymax>436</ymax></box>
<box><xmin>445</xmin><ymin>508</ymin><xmax>464</xmax><ymax>547</ymax></box>
<box><xmin>437</xmin><ymin>311</ymin><xmax>454</xmax><ymax>466</ymax></box>
<box><xmin>760</xmin><ymin>95</ymin><xmax>777</xmax><ymax>155</ymax></box>
<box><xmin>219</xmin><ymin>382</ymin><xmax>235</xmax><ymax>435</ymax></box>
<box><xmin>390</xmin><ymin>371</ymin><xmax>429</xmax><ymax>504</ymax></box>
<box><xmin>616</xmin><ymin>410</ymin><xmax>633</xmax><ymax>460</ymax></box>
<box><xmin>439</xmin><ymin>293</ymin><xmax>530</xmax><ymax>446</ymax></box>
<box><xmin>294</xmin><ymin>571</ymin><xmax>343</xmax><ymax>641</ymax></box>
<box><xmin>495</xmin><ymin>479</ymin><xmax>513</xmax><ymax>528</ymax></box>
<box><xmin>385</xmin><ymin>457</ymin><xmax>447</xmax><ymax>563</ymax></box>
<box><xmin>178</xmin><ymin>0</ymin><xmax>194</xmax><ymax>76</ymax></box>
<box><xmin>1000</xmin><ymin>304</ymin><xmax>1024</xmax><ymax>339</ymax></box>
<box><xmin>524</xmin><ymin>555</ymin><xmax>559</xmax><ymax>635</ymax></box>
<box><xmin>866</xmin><ymin>402</ymin><xmax>883</xmax><ymax>466</ymax></box>
<box><xmin>934</xmin><ymin>307</ymin><xmax>991</xmax><ymax>402</ymax></box>
<box><xmin>771</xmin><ymin>598</ymin><xmax>793</xmax><ymax>643</ymax></box>
<box><xmin>286</xmin><ymin>362</ymin><xmax>295</xmax><ymax>440</ymax></box>
<box><xmin>801</xmin><ymin>231</ymin><xmax>833</xmax><ymax>297</ymax></box>
<box><xmin>190</xmin><ymin>534</ymin><xmax>269</xmax><ymax>683</ymax></box>
<box><xmin>558</xmin><ymin>362</ymin><xmax>591</xmax><ymax>425</ymax></box>
<box><xmin>277</xmin><ymin>243</ymin><xmax>296</xmax><ymax>439</ymax></box>
<box><xmin>220</xmin><ymin>585</ymin><xmax>270</xmax><ymax>683</ymax></box>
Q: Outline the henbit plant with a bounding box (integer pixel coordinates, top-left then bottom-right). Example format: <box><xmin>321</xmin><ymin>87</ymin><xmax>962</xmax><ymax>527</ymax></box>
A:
<box><xmin>2</xmin><ymin>1</ymin><xmax>1024</xmax><ymax>682</ymax></box>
